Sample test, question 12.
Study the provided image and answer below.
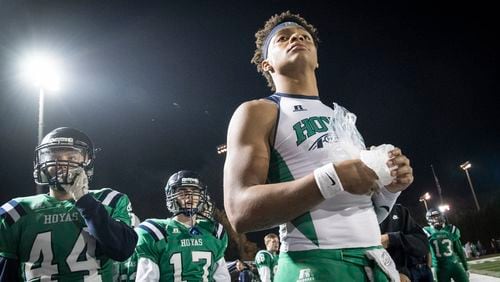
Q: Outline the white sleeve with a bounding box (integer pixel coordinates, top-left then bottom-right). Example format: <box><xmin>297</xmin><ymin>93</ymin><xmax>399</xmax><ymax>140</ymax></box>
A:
<box><xmin>257</xmin><ymin>266</ymin><xmax>271</xmax><ymax>282</ymax></box>
<box><xmin>213</xmin><ymin>257</ymin><xmax>231</xmax><ymax>282</ymax></box>
<box><xmin>136</xmin><ymin>257</ymin><xmax>160</xmax><ymax>282</ymax></box>
<box><xmin>372</xmin><ymin>187</ymin><xmax>400</xmax><ymax>223</ymax></box>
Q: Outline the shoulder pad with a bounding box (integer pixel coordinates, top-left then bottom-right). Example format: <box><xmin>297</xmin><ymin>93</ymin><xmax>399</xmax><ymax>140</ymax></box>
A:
<box><xmin>422</xmin><ymin>227</ymin><xmax>432</xmax><ymax>237</ymax></box>
<box><xmin>257</xmin><ymin>250</ymin><xmax>272</xmax><ymax>258</ymax></box>
<box><xmin>212</xmin><ymin>222</ymin><xmax>226</xmax><ymax>240</ymax></box>
<box><xmin>0</xmin><ymin>199</ymin><xmax>27</xmax><ymax>226</ymax></box>
<box><xmin>138</xmin><ymin>219</ymin><xmax>167</xmax><ymax>242</ymax></box>
<box><xmin>93</xmin><ymin>188</ymin><xmax>124</xmax><ymax>208</ymax></box>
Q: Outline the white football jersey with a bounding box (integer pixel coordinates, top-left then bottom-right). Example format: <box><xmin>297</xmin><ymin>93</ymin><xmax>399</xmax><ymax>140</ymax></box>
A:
<box><xmin>265</xmin><ymin>93</ymin><xmax>382</xmax><ymax>252</ymax></box>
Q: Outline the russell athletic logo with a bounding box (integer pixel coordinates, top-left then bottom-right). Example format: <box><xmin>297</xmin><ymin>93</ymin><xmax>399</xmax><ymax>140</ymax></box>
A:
<box><xmin>297</xmin><ymin>268</ymin><xmax>315</xmax><ymax>281</ymax></box>
<box><xmin>293</xmin><ymin>105</ymin><xmax>307</xmax><ymax>112</ymax></box>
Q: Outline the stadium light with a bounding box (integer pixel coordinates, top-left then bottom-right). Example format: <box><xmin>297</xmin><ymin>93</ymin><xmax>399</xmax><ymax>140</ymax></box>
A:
<box><xmin>460</xmin><ymin>161</ymin><xmax>480</xmax><ymax>212</ymax></box>
<box><xmin>22</xmin><ymin>53</ymin><xmax>62</xmax><ymax>91</ymax></box>
<box><xmin>217</xmin><ymin>144</ymin><xmax>227</xmax><ymax>155</ymax></box>
<box><xmin>20</xmin><ymin>52</ymin><xmax>63</xmax><ymax>144</ymax></box>
<box><xmin>438</xmin><ymin>204</ymin><xmax>450</xmax><ymax>213</ymax></box>
<box><xmin>419</xmin><ymin>192</ymin><xmax>431</xmax><ymax>211</ymax></box>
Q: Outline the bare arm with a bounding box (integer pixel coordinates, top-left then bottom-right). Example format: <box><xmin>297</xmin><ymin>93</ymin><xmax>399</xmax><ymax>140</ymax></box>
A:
<box><xmin>223</xmin><ymin>100</ymin><xmax>382</xmax><ymax>233</ymax></box>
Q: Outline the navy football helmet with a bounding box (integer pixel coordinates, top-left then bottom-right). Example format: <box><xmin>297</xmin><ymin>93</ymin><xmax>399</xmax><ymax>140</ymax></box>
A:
<box><xmin>165</xmin><ymin>170</ymin><xmax>207</xmax><ymax>216</ymax></box>
<box><xmin>34</xmin><ymin>127</ymin><xmax>94</xmax><ymax>190</ymax></box>
<box><xmin>426</xmin><ymin>208</ymin><xmax>446</xmax><ymax>229</ymax></box>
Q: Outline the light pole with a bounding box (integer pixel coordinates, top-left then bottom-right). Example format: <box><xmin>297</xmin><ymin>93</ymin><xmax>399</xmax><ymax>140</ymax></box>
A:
<box><xmin>419</xmin><ymin>192</ymin><xmax>431</xmax><ymax>211</ymax></box>
<box><xmin>38</xmin><ymin>88</ymin><xmax>45</xmax><ymax>143</ymax></box>
<box><xmin>460</xmin><ymin>161</ymin><xmax>480</xmax><ymax>212</ymax></box>
<box><xmin>430</xmin><ymin>164</ymin><xmax>444</xmax><ymax>205</ymax></box>
<box><xmin>22</xmin><ymin>53</ymin><xmax>61</xmax><ymax>143</ymax></box>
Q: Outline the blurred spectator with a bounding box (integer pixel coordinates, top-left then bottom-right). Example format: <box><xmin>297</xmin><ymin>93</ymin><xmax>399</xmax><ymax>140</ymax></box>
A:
<box><xmin>464</xmin><ymin>242</ymin><xmax>472</xmax><ymax>259</ymax></box>
<box><xmin>380</xmin><ymin>204</ymin><xmax>433</xmax><ymax>282</ymax></box>
<box><xmin>236</xmin><ymin>260</ymin><xmax>254</xmax><ymax>282</ymax></box>
<box><xmin>491</xmin><ymin>238</ymin><xmax>499</xmax><ymax>253</ymax></box>
<box><xmin>471</xmin><ymin>242</ymin><xmax>480</xmax><ymax>258</ymax></box>
<box><xmin>228</xmin><ymin>260</ymin><xmax>255</xmax><ymax>282</ymax></box>
<box><xmin>477</xmin><ymin>240</ymin><xmax>485</xmax><ymax>256</ymax></box>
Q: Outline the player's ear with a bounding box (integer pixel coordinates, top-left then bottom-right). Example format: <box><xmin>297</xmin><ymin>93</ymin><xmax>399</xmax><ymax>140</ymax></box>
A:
<box><xmin>261</xmin><ymin>60</ymin><xmax>274</xmax><ymax>73</ymax></box>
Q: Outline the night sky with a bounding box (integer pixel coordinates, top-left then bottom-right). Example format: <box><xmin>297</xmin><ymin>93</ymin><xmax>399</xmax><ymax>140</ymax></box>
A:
<box><xmin>0</xmin><ymin>1</ymin><xmax>498</xmax><ymax>243</ymax></box>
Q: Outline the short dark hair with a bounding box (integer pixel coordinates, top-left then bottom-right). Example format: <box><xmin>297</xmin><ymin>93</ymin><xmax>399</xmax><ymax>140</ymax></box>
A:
<box><xmin>251</xmin><ymin>11</ymin><xmax>320</xmax><ymax>91</ymax></box>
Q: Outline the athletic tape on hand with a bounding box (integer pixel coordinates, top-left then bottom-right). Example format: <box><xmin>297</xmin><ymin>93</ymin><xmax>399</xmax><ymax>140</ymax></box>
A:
<box><xmin>314</xmin><ymin>163</ymin><xmax>344</xmax><ymax>199</ymax></box>
<box><xmin>360</xmin><ymin>144</ymin><xmax>395</xmax><ymax>186</ymax></box>
<box><xmin>63</xmin><ymin>167</ymin><xmax>89</xmax><ymax>200</ymax></box>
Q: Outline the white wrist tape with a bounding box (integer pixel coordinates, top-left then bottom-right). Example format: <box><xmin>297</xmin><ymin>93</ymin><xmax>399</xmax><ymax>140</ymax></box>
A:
<box><xmin>313</xmin><ymin>163</ymin><xmax>344</xmax><ymax>199</ymax></box>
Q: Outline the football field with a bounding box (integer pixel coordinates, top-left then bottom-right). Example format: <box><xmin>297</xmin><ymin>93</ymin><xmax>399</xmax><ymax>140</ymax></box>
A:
<box><xmin>469</xmin><ymin>255</ymin><xmax>500</xmax><ymax>279</ymax></box>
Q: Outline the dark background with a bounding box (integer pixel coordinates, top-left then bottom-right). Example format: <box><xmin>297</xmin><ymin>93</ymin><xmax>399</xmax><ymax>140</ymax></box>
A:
<box><xmin>1</xmin><ymin>1</ymin><xmax>498</xmax><ymax>249</ymax></box>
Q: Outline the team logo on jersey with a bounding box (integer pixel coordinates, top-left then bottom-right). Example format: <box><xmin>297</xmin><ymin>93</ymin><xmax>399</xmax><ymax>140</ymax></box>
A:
<box><xmin>297</xmin><ymin>268</ymin><xmax>315</xmax><ymax>281</ymax></box>
<box><xmin>293</xmin><ymin>105</ymin><xmax>307</xmax><ymax>112</ymax></box>
<box><xmin>180</xmin><ymin>238</ymin><xmax>203</xmax><ymax>247</ymax></box>
<box><xmin>293</xmin><ymin>116</ymin><xmax>331</xmax><ymax>146</ymax></box>
<box><xmin>308</xmin><ymin>133</ymin><xmax>335</xmax><ymax>151</ymax></box>
<box><xmin>173</xmin><ymin>228</ymin><xmax>180</xmax><ymax>234</ymax></box>
<box><xmin>43</xmin><ymin>212</ymin><xmax>80</xmax><ymax>224</ymax></box>
<box><xmin>392</xmin><ymin>214</ymin><xmax>399</xmax><ymax>220</ymax></box>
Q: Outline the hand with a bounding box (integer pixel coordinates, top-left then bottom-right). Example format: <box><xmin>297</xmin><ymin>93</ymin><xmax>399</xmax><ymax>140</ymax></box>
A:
<box><xmin>335</xmin><ymin>159</ymin><xmax>379</xmax><ymax>195</ymax></box>
<box><xmin>399</xmin><ymin>273</ymin><xmax>411</xmax><ymax>282</ymax></box>
<box><xmin>62</xmin><ymin>167</ymin><xmax>89</xmax><ymax>201</ymax></box>
<box><xmin>381</xmin><ymin>234</ymin><xmax>390</xmax><ymax>248</ymax></box>
<box><xmin>384</xmin><ymin>147</ymin><xmax>413</xmax><ymax>193</ymax></box>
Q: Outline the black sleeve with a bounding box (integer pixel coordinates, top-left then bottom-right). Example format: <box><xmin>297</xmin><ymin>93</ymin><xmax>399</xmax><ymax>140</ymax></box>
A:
<box><xmin>387</xmin><ymin>206</ymin><xmax>429</xmax><ymax>258</ymax></box>
<box><xmin>0</xmin><ymin>256</ymin><xmax>19</xmax><ymax>282</ymax></box>
<box><xmin>75</xmin><ymin>194</ymin><xmax>138</xmax><ymax>262</ymax></box>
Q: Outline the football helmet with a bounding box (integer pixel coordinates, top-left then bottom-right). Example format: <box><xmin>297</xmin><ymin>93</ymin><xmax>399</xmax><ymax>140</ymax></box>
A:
<box><xmin>34</xmin><ymin>127</ymin><xmax>94</xmax><ymax>190</ymax></box>
<box><xmin>426</xmin><ymin>208</ymin><xmax>446</xmax><ymax>229</ymax></box>
<box><xmin>165</xmin><ymin>170</ymin><xmax>207</xmax><ymax>216</ymax></box>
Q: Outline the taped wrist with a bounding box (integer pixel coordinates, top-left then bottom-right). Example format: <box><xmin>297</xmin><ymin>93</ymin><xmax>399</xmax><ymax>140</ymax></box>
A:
<box><xmin>313</xmin><ymin>163</ymin><xmax>344</xmax><ymax>199</ymax></box>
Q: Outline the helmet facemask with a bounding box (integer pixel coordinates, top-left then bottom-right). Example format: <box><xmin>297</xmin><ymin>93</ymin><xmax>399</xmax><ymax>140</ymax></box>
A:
<box><xmin>166</xmin><ymin>185</ymin><xmax>207</xmax><ymax>217</ymax></box>
<box><xmin>165</xmin><ymin>170</ymin><xmax>209</xmax><ymax>229</ymax></box>
<box><xmin>199</xmin><ymin>195</ymin><xmax>215</xmax><ymax>221</ymax></box>
<box><xmin>426</xmin><ymin>210</ymin><xmax>445</xmax><ymax>229</ymax></box>
<box><xmin>34</xmin><ymin>139</ymin><xmax>93</xmax><ymax>191</ymax></box>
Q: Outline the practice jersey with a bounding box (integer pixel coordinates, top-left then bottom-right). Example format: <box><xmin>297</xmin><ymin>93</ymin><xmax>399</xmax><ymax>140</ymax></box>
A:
<box><xmin>0</xmin><ymin>188</ymin><xmax>132</xmax><ymax>282</ymax></box>
<box><xmin>423</xmin><ymin>224</ymin><xmax>467</xmax><ymax>268</ymax></box>
<box><xmin>265</xmin><ymin>93</ymin><xmax>384</xmax><ymax>252</ymax></box>
<box><xmin>254</xmin><ymin>250</ymin><xmax>278</xmax><ymax>281</ymax></box>
<box><xmin>135</xmin><ymin>217</ymin><xmax>228</xmax><ymax>282</ymax></box>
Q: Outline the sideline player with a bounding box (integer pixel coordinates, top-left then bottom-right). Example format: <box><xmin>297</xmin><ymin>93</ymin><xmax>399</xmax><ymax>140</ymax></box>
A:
<box><xmin>0</xmin><ymin>127</ymin><xmax>137</xmax><ymax>281</ymax></box>
<box><xmin>134</xmin><ymin>170</ymin><xmax>230</xmax><ymax>281</ymax></box>
<box><xmin>255</xmin><ymin>233</ymin><xmax>279</xmax><ymax>282</ymax></box>
<box><xmin>424</xmin><ymin>209</ymin><xmax>469</xmax><ymax>282</ymax></box>
<box><xmin>224</xmin><ymin>11</ymin><xmax>414</xmax><ymax>281</ymax></box>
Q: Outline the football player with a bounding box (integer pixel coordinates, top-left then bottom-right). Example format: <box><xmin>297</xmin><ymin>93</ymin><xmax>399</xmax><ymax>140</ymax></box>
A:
<box><xmin>254</xmin><ymin>233</ymin><xmax>279</xmax><ymax>282</ymax></box>
<box><xmin>423</xmin><ymin>209</ymin><xmax>469</xmax><ymax>282</ymax></box>
<box><xmin>224</xmin><ymin>11</ymin><xmax>413</xmax><ymax>281</ymax></box>
<box><xmin>134</xmin><ymin>170</ymin><xmax>230</xmax><ymax>281</ymax></box>
<box><xmin>0</xmin><ymin>127</ymin><xmax>137</xmax><ymax>281</ymax></box>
